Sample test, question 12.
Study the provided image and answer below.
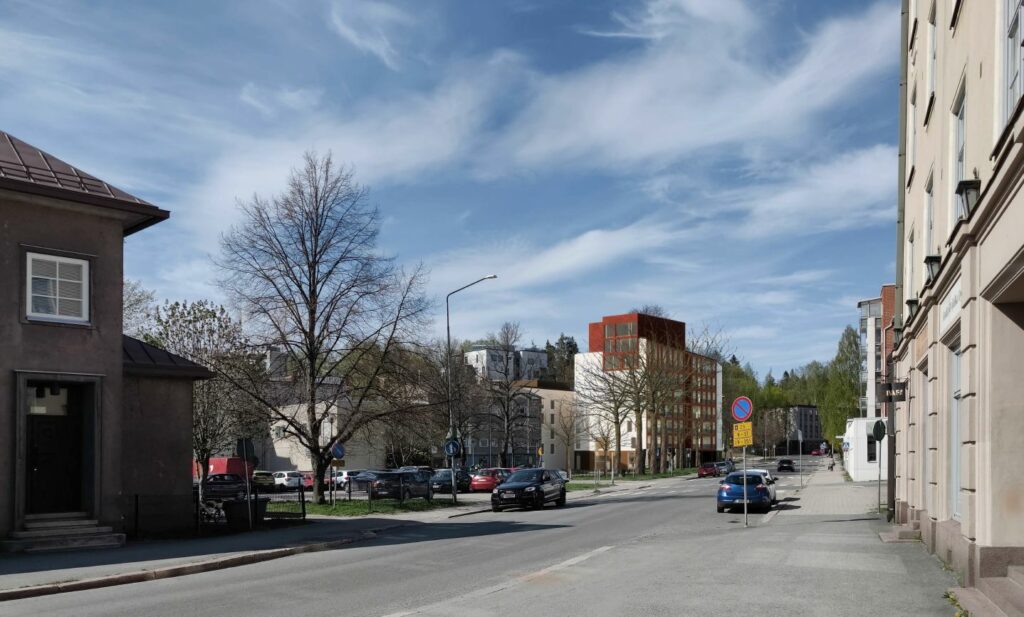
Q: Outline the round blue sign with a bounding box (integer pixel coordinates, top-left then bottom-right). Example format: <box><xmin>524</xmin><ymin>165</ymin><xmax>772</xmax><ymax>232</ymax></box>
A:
<box><xmin>731</xmin><ymin>396</ymin><xmax>753</xmax><ymax>423</ymax></box>
<box><xmin>444</xmin><ymin>439</ymin><xmax>461</xmax><ymax>457</ymax></box>
<box><xmin>330</xmin><ymin>442</ymin><xmax>346</xmax><ymax>459</ymax></box>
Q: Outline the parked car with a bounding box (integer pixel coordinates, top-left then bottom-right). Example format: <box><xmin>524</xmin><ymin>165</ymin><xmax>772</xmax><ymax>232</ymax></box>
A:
<box><xmin>553</xmin><ymin>469</ymin><xmax>570</xmax><ymax>481</ymax></box>
<box><xmin>714</xmin><ymin>461</ymin><xmax>734</xmax><ymax>475</ymax></box>
<box><xmin>252</xmin><ymin>471</ymin><xmax>276</xmax><ymax>491</ymax></box>
<box><xmin>811</xmin><ymin>449</ymin><xmax>822</xmax><ymax>456</ymax></box>
<box><xmin>273</xmin><ymin>471</ymin><xmax>303</xmax><ymax>491</ymax></box>
<box><xmin>398</xmin><ymin>465</ymin><xmax>434</xmax><ymax>474</ymax></box>
<box><xmin>356</xmin><ymin>470</ymin><xmax>433</xmax><ymax>500</ymax></box>
<box><xmin>698</xmin><ymin>462</ymin><xmax>719</xmax><ymax>478</ymax></box>
<box><xmin>716</xmin><ymin>472</ymin><xmax>772</xmax><ymax>513</ymax></box>
<box><xmin>777</xmin><ymin>458</ymin><xmax>795</xmax><ymax>472</ymax></box>
<box><xmin>328</xmin><ymin>469</ymin><xmax>366</xmax><ymax>490</ymax></box>
<box><xmin>470</xmin><ymin>468</ymin><xmax>511</xmax><ymax>492</ymax></box>
<box><xmin>491</xmin><ymin>468</ymin><xmax>566</xmax><ymax>512</ymax></box>
<box><xmin>201</xmin><ymin>474</ymin><xmax>247</xmax><ymax>501</ymax></box>
<box><xmin>431</xmin><ymin>469</ymin><xmax>472</xmax><ymax>493</ymax></box>
<box><xmin>302</xmin><ymin>472</ymin><xmax>315</xmax><ymax>489</ymax></box>
<box><xmin>747</xmin><ymin>468</ymin><xmax>779</xmax><ymax>504</ymax></box>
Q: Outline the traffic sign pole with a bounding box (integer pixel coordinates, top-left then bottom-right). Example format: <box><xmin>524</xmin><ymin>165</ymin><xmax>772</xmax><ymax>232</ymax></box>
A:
<box><xmin>743</xmin><ymin>445</ymin><xmax>748</xmax><ymax>528</ymax></box>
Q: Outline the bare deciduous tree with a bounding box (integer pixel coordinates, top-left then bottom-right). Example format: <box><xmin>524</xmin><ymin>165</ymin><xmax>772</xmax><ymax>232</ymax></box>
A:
<box><xmin>123</xmin><ymin>278</ymin><xmax>155</xmax><ymax>337</ymax></box>
<box><xmin>217</xmin><ymin>152</ymin><xmax>429</xmax><ymax>503</ymax></box>
<box><xmin>482</xmin><ymin>322</ymin><xmax>531</xmax><ymax>467</ymax></box>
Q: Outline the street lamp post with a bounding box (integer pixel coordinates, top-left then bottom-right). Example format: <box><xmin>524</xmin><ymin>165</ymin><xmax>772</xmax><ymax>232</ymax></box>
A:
<box><xmin>446</xmin><ymin>275</ymin><xmax>497</xmax><ymax>503</ymax></box>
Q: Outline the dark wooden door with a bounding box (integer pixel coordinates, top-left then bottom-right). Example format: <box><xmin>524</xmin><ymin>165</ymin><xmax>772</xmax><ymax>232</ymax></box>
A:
<box><xmin>26</xmin><ymin>398</ymin><xmax>83</xmax><ymax>514</ymax></box>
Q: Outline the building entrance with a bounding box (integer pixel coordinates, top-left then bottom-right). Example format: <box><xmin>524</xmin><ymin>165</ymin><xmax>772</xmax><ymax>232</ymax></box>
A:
<box><xmin>26</xmin><ymin>383</ymin><xmax>84</xmax><ymax>514</ymax></box>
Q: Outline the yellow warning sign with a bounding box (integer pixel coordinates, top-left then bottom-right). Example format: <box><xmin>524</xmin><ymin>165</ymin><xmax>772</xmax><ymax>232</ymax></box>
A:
<box><xmin>733</xmin><ymin>422</ymin><xmax>753</xmax><ymax>448</ymax></box>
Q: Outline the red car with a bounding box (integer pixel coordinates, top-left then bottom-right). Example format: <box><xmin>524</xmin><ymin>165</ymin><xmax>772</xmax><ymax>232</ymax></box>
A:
<box><xmin>810</xmin><ymin>449</ymin><xmax>821</xmax><ymax>456</ymax></box>
<box><xmin>470</xmin><ymin>468</ymin><xmax>511</xmax><ymax>492</ymax></box>
<box><xmin>697</xmin><ymin>462</ymin><xmax>719</xmax><ymax>478</ymax></box>
<box><xmin>302</xmin><ymin>472</ymin><xmax>314</xmax><ymax>489</ymax></box>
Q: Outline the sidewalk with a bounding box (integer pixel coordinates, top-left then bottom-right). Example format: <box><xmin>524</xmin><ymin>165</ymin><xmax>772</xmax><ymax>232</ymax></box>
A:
<box><xmin>0</xmin><ymin>474</ymin><xmax>675</xmax><ymax>601</ymax></box>
<box><xmin>778</xmin><ymin>459</ymin><xmax>882</xmax><ymax>517</ymax></box>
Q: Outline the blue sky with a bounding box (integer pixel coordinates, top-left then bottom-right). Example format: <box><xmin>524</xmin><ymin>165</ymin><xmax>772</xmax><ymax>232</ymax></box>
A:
<box><xmin>0</xmin><ymin>0</ymin><xmax>899</xmax><ymax>377</ymax></box>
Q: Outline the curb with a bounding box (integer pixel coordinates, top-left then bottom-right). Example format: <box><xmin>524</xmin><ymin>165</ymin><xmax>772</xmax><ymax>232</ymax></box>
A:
<box><xmin>0</xmin><ymin>525</ymin><xmax>407</xmax><ymax>603</ymax></box>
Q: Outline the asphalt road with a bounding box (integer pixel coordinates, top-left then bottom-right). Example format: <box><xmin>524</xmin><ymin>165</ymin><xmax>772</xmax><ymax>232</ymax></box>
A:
<box><xmin>3</xmin><ymin>459</ymin><xmax>955</xmax><ymax>617</ymax></box>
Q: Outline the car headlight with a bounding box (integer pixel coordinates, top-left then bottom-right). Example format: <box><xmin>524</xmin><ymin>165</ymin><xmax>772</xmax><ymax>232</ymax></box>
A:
<box><xmin>492</xmin><ymin>488</ymin><xmax>499</xmax><ymax>494</ymax></box>
<box><xmin>525</xmin><ymin>486</ymin><xmax>536</xmax><ymax>492</ymax></box>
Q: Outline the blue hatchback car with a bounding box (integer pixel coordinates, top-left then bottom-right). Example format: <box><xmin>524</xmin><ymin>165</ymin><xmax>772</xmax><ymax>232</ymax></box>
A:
<box><xmin>716</xmin><ymin>472</ymin><xmax>772</xmax><ymax>513</ymax></box>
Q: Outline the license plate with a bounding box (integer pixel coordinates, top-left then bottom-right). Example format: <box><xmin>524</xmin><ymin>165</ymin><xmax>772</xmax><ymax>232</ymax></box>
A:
<box><xmin>502</xmin><ymin>492</ymin><xmax>516</xmax><ymax>498</ymax></box>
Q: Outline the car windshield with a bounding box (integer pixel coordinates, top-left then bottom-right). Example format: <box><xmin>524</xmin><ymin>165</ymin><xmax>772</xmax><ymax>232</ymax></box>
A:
<box><xmin>779</xmin><ymin>459</ymin><xmax>793</xmax><ymax>464</ymax></box>
<box><xmin>724</xmin><ymin>474</ymin><xmax>763</xmax><ymax>485</ymax></box>
<box><xmin>701</xmin><ymin>463</ymin><xmax>715</xmax><ymax>468</ymax></box>
<box><xmin>433</xmin><ymin>470</ymin><xmax>451</xmax><ymax>479</ymax></box>
<box><xmin>475</xmin><ymin>470</ymin><xmax>494</xmax><ymax>477</ymax></box>
<box><xmin>506</xmin><ymin>470</ymin><xmax>543</xmax><ymax>483</ymax></box>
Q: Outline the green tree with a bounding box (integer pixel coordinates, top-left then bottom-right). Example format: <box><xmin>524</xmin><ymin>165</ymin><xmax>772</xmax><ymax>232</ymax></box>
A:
<box><xmin>544</xmin><ymin>334</ymin><xmax>579</xmax><ymax>386</ymax></box>
<box><xmin>819</xmin><ymin>326</ymin><xmax>860</xmax><ymax>451</ymax></box>
<box><xmin>146</xmin><ymin>300</ymin><xmax>264</xmax><ymax>488</ymax></box>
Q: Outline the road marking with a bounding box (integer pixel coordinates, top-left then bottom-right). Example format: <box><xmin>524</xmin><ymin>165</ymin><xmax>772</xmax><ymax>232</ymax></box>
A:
<box><xmin>377</xmin><ymin>545</ymin><xmax>614</xmax><ymax>617</ymax></box>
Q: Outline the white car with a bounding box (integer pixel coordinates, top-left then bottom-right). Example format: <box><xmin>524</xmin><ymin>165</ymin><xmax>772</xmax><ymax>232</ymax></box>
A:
<box><xmin>747</xmin><ymin>469</ymin><xmax>778</xmax><ymax>504</ymax></box>
<box><xmin>273</xmin><ymin>471</ymin><xmax>303</xmax><ymax>491</ymax></box>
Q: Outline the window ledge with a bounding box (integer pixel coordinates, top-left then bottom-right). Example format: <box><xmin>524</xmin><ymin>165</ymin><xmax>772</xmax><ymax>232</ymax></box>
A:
<box><xmin>923</xmin><ymin>91</ymin><xmax>936</xmax><ymax>126</ymax></box>
<box><xmin>906</xmin><ymin>166</ymin><xmax>916</xmax><ymax>189</ymax></box>
<box><xmin>908</xmin><ymin>18</ymin><xmax>919</xmax><ymax>52</ymax></box>
<box><xmin>23</xmin><ymin>316</ymin><xmax>93</xmax><ymax>329</ymax></box>
<box><xmin>991</xmin><ymin>96</ymin><xmax>1024</xmax><ymax>162</ymax></box>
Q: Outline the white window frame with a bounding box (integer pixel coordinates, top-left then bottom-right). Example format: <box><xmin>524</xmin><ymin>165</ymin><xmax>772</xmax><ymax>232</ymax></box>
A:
<box><xmin>925</xmin><ymin>173</ymin><xmax>935</xmax><ymax>254</ymax></box>
<box><xmin>25</xmin><ymin>252</ymin><xmax>90</xmax><ymax>324</ymax></box>
<box><xmin>928</xmin><ymin>2</ymin><xmax>937</xmax><ymax>101</ymax></box>
<box><xmin>909</xmin><ymin>86</ymin><xmax>918</xmax><ymax>174</ymax></box>
<box><xmin>907</xmin><ymin>230</ymin><xmax>916</xmax><ymax>300</ymax></box>
<box><xmin>1007</xmin><ymin>0</ymin><xmax>1023</xmax><ymax>123</ymax></box>
<box><xmin>951</xmin><ymin>85</ymin><xmax>967</xmax><ymax>228</ymax></box>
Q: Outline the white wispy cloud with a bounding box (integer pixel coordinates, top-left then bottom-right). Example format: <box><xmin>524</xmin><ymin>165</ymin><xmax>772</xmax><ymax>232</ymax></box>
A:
<box><xmin>490</xmin><ymin>2</ymin><xmax>897</xmax><ymax>174</ymax></box>
<box><xmin>240</xmin><ymin>83</ymin><xmax>322</xmax><ymax>117</ymax></box>
<box><xmin>328</xmin><ymin>0</ymin><xmax>414</xmax><ymax>71</ymax></box>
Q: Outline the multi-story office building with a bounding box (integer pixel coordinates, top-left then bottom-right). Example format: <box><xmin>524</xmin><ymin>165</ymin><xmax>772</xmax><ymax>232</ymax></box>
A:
<box><xmin>787</xmin><ymin>405</ymin><xmax>823</xmax><ymax>445</ymax></box>
<box><xmin>893</xmin><ymin>0</ymin><xmax>1024</xmax><ymax>595</ymax></box>
<box><xmin>574</xmin><ymin>312</ymin><xmax>721</xmax><ymax>472</ymax></box>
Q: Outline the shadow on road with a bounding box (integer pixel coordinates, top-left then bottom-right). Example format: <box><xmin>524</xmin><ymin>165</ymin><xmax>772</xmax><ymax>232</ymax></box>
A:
<box><xmin>0</xmin><ymin>516</ymin><xmax>512</xmax><ymax>579</ymax></box>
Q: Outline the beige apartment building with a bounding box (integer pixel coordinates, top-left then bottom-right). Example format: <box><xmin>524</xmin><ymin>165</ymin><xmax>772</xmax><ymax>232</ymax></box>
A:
<box><xmin>894</xmin><ymin>0</ymin><xmax>1024</xmax><ymax>596</ymax></box>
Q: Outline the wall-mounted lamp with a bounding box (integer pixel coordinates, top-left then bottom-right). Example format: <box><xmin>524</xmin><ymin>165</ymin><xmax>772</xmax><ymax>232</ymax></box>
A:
<box><xmin>954</xmin><ymin>179</ymin><xmax>981</xmax><ymax>220</ymax></box>
<box><xmin>924</xmin><ymin>254</ymin><xmax>941</xmax><ymax>284</ymax></box>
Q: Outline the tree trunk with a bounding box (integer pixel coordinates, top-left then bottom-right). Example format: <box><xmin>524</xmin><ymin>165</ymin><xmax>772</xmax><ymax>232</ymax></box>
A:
<box><xmin>635</xmin><ymin>410</ymin><xmax>645</xmax><ymax>475</ymax></box>
<box><xmin>614</xmin><ymin>422</ymin><xmax>622</xmax><ymax>484</ymax></box>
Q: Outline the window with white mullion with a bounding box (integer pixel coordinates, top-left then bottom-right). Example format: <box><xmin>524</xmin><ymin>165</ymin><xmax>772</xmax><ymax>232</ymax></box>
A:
<box><xmin>1007</xmin><ymin>0</ymin><xmax>1023</xmax><ymax>122</ymax></box>
<box><xmin>952</xmin><ymin>87</ymin><xmax>966</xmax><ymax>227</ymax></box>
<box><xmin>26</xmin><ymin>252</ymin><xmax>89</xmax><ymax>323</ymax></box>
<box><xmin>928</xmin><ymin>2</ymin><xmax>937</xmax><ymax>100</ymax></box>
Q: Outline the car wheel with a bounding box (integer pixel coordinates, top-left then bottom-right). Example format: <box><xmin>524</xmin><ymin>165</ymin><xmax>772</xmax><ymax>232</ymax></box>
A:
<box><xmin>716</xmin><ymin>505</ymin><xmax>725</xmax><ymax>513</ymax></box>
<box><xmin>555</xmin><ymin>490</ymin><xmax>566</xmax><ymax>507</ymax></box>
<box><xmin>491</xmin><ymin>504</ymin><xmax>501</xmax><ymax>512</ymax></box>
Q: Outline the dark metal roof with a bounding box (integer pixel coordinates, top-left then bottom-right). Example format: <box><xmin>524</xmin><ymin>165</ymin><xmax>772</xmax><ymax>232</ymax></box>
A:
<box><xmin>123</xmin><ymin>335</ymin><xmax>215</xmax><ymax>380</ymax></box>
<box><xmin>0</xmin><ymin>131</ymin><xmax>169</xmax><ymax>235</ymax></box>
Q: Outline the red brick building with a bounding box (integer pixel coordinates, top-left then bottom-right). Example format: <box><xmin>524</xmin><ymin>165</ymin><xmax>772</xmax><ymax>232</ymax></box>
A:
<box><xmin>579</xmin><ymin>313</ymin><xmax>720</xmax><ymax>470</ymax></box>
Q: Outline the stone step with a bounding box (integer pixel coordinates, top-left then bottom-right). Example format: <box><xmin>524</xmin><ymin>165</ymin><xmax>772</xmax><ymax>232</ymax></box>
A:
<box><xmin>977</xmin><ymin>577</ymin><xmax>1024</xmax><ymax>617</ymax></box>
<box><xmin>24</xmin><ymin>512</ymin><xmax>88</xmax><ymax>521</ymax></box>
<box><xmin>950</xmin><ymin>587</ymin><xmax>1010</xmax><ymax>617</ymax></box>
<box><xmin>1010</xmin><ymin>566</ymin><xmax>1024</xmax><ymax>588</ymax></box>
<box><xmin>24</xmin><ymin>518</ymin><xmax>98</xmax><ymax>530</ymax></box>
<box><xmin>1</xmin><ymin>533</ymin><xmax>125</xmax><ymax>554</ymax></box>
<box><xmin>9</xmin><ymin>525</ymin><xmax>114</xmax><ymax>539</ymax></box>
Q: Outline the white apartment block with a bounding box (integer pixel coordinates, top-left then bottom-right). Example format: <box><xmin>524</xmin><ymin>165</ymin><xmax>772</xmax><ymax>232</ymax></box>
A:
<box><xmin>464</xmin><ymin>346</ymin><xmax>548</xmax><ymax>382</ymax></box>
<box><xmin>895</xmin><ymin>0</ymin><xmax>1024</xmax><ymax>592</ymax></box>
<box><xmin>858</xmin><ymin>297</ymin><xmax>884</xmax><ymax>418</ymax></box>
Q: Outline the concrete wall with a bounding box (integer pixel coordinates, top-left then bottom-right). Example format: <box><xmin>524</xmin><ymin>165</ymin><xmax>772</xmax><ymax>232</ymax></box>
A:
<box><xmin>0</xmin><ymin>191</ymin><xmax>125</xmax><ymax>535</ymax></box>
<box><xmin>121</xmin><ymin>375</ymin><xmax>195</xmax><ymax>536</ymax></box>
<box><xmin>843</xmin><ymin>417</ymin><xmax>888</xmax><ymax>483</ymax></box>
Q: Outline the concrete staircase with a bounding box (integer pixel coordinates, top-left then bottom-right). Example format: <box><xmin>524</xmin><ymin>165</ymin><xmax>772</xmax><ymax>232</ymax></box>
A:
<box><xmin>951</xmin><ymin>567</ymin><xmax>1024</xmax><ymax>617</ymax></box>
<box><xmin>879</xmin><ymin>520</ymin><xmax>921</xmax><ymax>543</ymax></box>
<box><xmin>1</xmin><ymin>513</ymin><xmax>125</xmax><ymax>553</ymax></box>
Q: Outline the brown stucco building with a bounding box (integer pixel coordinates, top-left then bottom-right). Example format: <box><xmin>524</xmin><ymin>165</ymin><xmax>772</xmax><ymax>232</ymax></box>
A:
<box><xmin>0</xmin><ymin>131</ymin><xmax>210</xmax><ymax>551</ymax></box>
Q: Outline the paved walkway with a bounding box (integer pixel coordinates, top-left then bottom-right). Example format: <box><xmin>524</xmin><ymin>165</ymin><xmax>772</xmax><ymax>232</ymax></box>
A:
<box><xmin>780</xmin><ymin>459</ymin><xmax>882</xmax><ymax>516</ymax></box>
